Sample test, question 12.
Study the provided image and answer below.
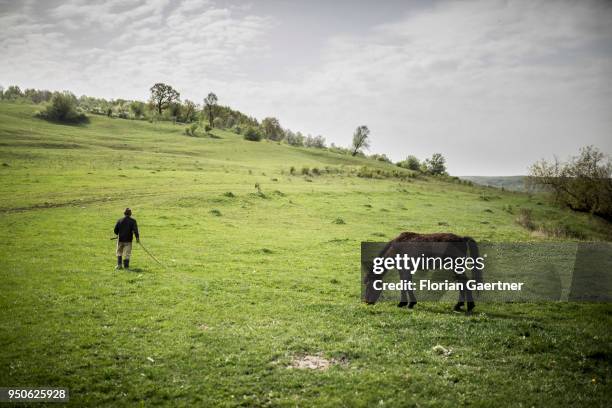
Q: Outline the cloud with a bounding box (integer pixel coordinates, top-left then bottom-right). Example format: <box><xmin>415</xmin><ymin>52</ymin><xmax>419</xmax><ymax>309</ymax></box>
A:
<box><xmin>0</xmin><ymin>0</ymin><xmax>271</xmax><ymax>98</ymax></box>
<box><xmin>228</xmin><ymin>0</ymin><xmax>612</xmax><ymax>174</ymax></box>
<box><xmin>1</xmin><ymin>0</ymin><xmax>610</xmax><ymax>174</ymax></box>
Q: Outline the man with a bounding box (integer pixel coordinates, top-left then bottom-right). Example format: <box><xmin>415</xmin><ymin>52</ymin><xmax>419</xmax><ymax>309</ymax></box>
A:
<box><xmin>114</xmin><ymin>208</ymin><xmax>139</xmax><ymax>270</ymax></box>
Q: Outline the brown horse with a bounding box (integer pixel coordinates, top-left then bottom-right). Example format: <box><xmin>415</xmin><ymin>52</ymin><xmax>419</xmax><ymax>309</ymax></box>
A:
<box><xmin>363</xmin><ymin>232</ymin><xmax>482</xmax><ymax>313</ymax></box>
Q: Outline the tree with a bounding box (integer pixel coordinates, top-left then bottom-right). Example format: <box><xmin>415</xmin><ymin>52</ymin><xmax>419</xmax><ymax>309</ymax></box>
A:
<box><xmin>168</xmin><ymin>102</ymin><xmax>181</xmax><ymax>121</ymax></box>
<box><xmin>244</xmin><ymin>127</ymin><xmax>262</xmax><ymax>141</ymax></box>
<box><xmin>351</xmin><ymin>125</ymin><xmax>370</xmax><ymax>156</ymax></box>
<box><xmin>305</xmin><ymin>134</ymin><xmax>326</xmax><ymax>148</ymax></box>
<box><xmin>286</xmin><ymin>129</ymin><xmax>304</xmax><ymax>146</ymax></box>
<box><xmin>149</xmin><ymin>83</ymin><xmax>180</xmax><ymax>115</ymax></box>
<box><xmin>130</xmin><ymin>101</ymin><xmax>145</xmax><ymax>118</ymax></box>
<box><xmin>182</xmin><ymin>100</ymin><xmax>196</xmax><ymax>122</ymax></box>
<box><xmin>204</xmin><ymin>92</ymin><xmax>218</xmax><ymax>127</ymax></box>
<box><xmin>528</xmin><ymin>145</ymin><xmax>612</xmax><ymax>221</ymax></box>
<box><xmin>261</xmin><ymin>117</ymin><xmax>284</xmax><ymax>141</ymax></box>
<box><xmin>397</xmin><ymin>155</ymin><xmax>421</xmax><ymax>171</ymax></box>
<box><xmin>425</xmin><ymin>153</ymin><xmax>447</xmax><ymax>175</ymax></box>
<box><xmin>38</xmin><ymin>91</ymin><xmax>88</xmax><ymax>123</ymax></box>
<box><xmin>4</xmin><ymin>85</ymin><xmax>23</xmax><ymax>100</ymax></box>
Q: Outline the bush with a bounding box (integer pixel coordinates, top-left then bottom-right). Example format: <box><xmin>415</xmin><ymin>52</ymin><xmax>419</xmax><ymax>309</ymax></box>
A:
<box><xmin>424</xmin><ymin>153</ymin><xmax>447</xmax><ymax>175</ymax></box>
<box><xmin>204</xmin><ymin>124</ymin><xmax>212</xmax><ymax>132</ymax></box>
<box><xmin>516</xmin><ymin>208</ymin><xmax>536</xmax><ymax>231</ymax></box>
<box><xmin>37</xmin><ymin>92</ymin><xmax>88</xmax><ymax>123</ymax></box>
<box><xmin>397</xmin><ymin>155</ymin><xmax>421</xmax><ymax>171</ymax></box>
<box><xmin>370</xmin><ymin>153</ymin><xmax>391</xmax><ymax>163</ymax></box>
<box><xmin>213</xmin><ymin>117</ymin><xmax>224</xmax><ymax>128</ymax></box>
<box><xmin>286</xmin><ymin>131</ymin><xmax>304</xmax><ymax>146</ymax></box>
<box><xmin>185</xmin><ymin>123</ymin><xmax>199</xmax><ymax>136</ymax></box>
<box><xmin>528</xmin><ymin>146</ymin><xmax>612</xmax><ymax>221</ymax></box>
<box><xmin>244</xmin><ymin>127</ymin><xmax>262</xmax><ymax>141</ymax></box>
<box><xmin>301</xmin><ymin>166</ymin><xmax>310</xmax><ymax>175</ymax></box>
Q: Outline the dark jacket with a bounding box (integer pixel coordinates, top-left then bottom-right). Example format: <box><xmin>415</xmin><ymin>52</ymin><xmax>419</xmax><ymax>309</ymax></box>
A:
<box><xmin>114</xmin><ymin>216</ymin><xmax>139</xmax><ymax>242</ymax></box>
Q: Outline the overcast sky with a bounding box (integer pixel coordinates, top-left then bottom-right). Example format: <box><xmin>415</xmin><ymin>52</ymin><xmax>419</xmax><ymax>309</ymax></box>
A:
<box><xmin>1</xmin><ymin>0</ymin><xmax>611</xmax><ymax>175</ymax></box>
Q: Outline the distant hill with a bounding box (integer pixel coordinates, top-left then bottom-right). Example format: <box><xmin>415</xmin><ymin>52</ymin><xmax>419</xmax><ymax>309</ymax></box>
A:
<box><xmin>460</xmin><ymin>175</ymin><xmax>528</xmax><ymax>191</ymax></box>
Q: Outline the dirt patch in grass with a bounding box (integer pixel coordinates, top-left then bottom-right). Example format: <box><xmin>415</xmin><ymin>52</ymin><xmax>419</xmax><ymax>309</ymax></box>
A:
<box><xmin>287</xmin><ymin>354</ymin><xmax>347</xmax><ymax>370</ymax></box>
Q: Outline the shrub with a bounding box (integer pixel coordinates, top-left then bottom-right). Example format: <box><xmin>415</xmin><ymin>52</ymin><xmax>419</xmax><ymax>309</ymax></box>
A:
<box><xmin>210</xmin><ymin>209</ymin><xmax>222</xmax><ymax>216</ymax></box>
<box><xmin>286</xmin><ymin>131</ymin><xmax>305</xmax><ymax>146</ymax></box>
<box><xmin>185</xmin><ymin>123</ymin><xmax>199</xmax><ymax>136</ymax></box>
<box><xmin>538</xmin><ymin>222</ymin><xmax>585</xmax><ymax>240</ymax></box>
<box><xmin>516</xmin><ymin>208</ymin><xmax>536</xmax><ymax>231</ymax></box>
<box><xmin>397</xmin><ymin>155</ymin><xmax>421</xmax><ymax>171</ymax></box>
<box><xmin>204</xmin><ymin>124</ymin><xmax>212</xmax><ymax>132</ymax></box>
<box><xmin>244</xmin><ymin>127</ymin><xmax>262</xmax><ymax>141</ymax></box>
<box><xmin>301</xmin><ymin>166</ymin><xmax>310</xmax><ymax>175</ymax></box>
<box><xmin>528</xmin><ymin>146</ymin><xmax>612</xmax><ymax>221</ymax></box>
<box><xmin>370</xmin><ymin>153</ymin><xmax>391</xmax><ymax>163</ymax></box>
<box><xmin>332</xmin><ymin>217</ymin><xmax>346</xmax><ymax>225</ymax></box>
<box><xmin>312</xmin><ymin>167</ymin><xmax>320</xmax><ymax>176</ymax></box>
<box><xmin>37</xmin><ymin>92</ymin><xmax>88</xmax><ymax>123</ymax></box>
<box><xmin>213</xmin><ymin>117</ymin><xmax>224</xmax><ymax>128</ymax></box>
<box><xmin>424</xmin><ymin>153</ymin><xmax>447</xmax><ymax>175</ymax></box>
<box><xmin>289</xmin><ymin>166</ymin><xmax>296</xmax><ymax>175</ymax></box>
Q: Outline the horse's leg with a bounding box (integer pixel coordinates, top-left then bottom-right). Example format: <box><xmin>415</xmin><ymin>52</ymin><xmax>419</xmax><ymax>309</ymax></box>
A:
<box><xmin>406</xmin><ymin>272</ymin><xmax>417</xmax><ymax>309</ymax></box>
<box><xmin>454</xmin><ymin>272</ymin><xmax>475</xmax><ymax>314</ymax></box>
<box><xmin>465</xmin><ymin>283</ymin><xmax>475</xmax><ymax>313</ymax></box>
<box><xmin>454</xmin><ymin>271</ymin><xmax>467</xmax><ymax>312</ymax></box>
<box><xmin>397</xmin><ymin>269</ymin><xmax>418</xmax><ymax>309</ymax></box>
<box><xmin>398</xmin><ymin>269</ymin><xmax>409</xmax><ymax>307</ymax></box>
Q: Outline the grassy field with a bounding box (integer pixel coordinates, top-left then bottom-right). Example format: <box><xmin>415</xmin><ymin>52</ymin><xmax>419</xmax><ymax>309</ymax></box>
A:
<box><xmin>0</xmin><ymin>102</ymin><xmax>610</xmax><ymax>407</ymax></box>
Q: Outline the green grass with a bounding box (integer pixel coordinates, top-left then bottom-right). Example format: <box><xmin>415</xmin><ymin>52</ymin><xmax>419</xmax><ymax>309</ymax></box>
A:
<box><xmin>0</xmin><ymin>102</ymin><xmax>610</xmax><ymax>406</ymax></box>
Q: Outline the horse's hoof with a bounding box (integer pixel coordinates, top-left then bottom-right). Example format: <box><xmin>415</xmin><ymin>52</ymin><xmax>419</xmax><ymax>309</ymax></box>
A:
<box><xmin>408</xmin><ymin>302</ymin><xmax>417</xmax><ymax>309</ymax></box>
<box><xmin>397</xmin><ymin>301</ymin><xmax>408</xmax><ymax>308</ymax></box>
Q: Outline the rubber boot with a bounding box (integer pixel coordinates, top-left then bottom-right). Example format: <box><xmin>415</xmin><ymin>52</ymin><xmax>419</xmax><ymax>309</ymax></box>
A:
<box><xmin>453</xmin><ymin>301</ymin><xmax>464</xmax><ymax>312</ymax></box>
<box><xmin>115</xmin><ymin>256</ymin><xmax>123</xmax><ymax>270</ymax></box>
<box><xmin>123</xmin><ymin>258</ymin><xmax>130</xmax><ymax>270</ymax></box>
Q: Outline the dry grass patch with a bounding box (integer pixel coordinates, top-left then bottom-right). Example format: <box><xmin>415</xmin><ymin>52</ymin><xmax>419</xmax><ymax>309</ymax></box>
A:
<box><xmin>287</xmin><ymin>354</ymin><xmax>347</xmax><ymax>370</ymax></box>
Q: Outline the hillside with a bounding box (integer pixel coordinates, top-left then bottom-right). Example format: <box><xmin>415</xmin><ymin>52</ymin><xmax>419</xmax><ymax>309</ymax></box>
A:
<box><xmin>460</xmin><ymin>175</ymin><xmax>529</xmax><ymax>192</ymax></box>
<box><xmin>1</xmin><ymin>102</ymin><xmax>611</xmax><ymax>406</ymax></box>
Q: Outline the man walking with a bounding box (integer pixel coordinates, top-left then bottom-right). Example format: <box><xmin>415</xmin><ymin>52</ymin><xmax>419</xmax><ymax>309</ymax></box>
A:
<box><xmin>114</xmin><ymin>208</ymin><xmax>139</xmax><ymax>270</ymax></box>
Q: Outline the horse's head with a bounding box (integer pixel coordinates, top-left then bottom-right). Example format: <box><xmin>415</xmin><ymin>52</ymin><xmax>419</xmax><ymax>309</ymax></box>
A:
<box><xmin>362</xmin><ymin>264</ymin><xmax>383</xmax><ymax>305</ymax></box>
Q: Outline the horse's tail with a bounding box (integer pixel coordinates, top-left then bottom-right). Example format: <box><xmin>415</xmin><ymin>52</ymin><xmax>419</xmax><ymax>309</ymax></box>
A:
<box><xmin>464</xmin><ymin>236</ymin><xmax>483</xmax><ymax>283</ymax></box>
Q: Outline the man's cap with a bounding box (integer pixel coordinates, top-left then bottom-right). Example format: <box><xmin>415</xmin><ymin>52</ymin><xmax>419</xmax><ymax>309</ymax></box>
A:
<box><xmin>124</xmin><ymin>207</ymin><xmax>132</xmax><ymax>216</ymax></box>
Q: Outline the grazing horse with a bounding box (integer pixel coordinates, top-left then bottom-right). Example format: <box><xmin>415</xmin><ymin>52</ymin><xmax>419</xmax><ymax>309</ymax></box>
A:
<box><xmin>363</xmin><ymin>232</ymin><xmax>482</xmax><ymax>313</ymax></box>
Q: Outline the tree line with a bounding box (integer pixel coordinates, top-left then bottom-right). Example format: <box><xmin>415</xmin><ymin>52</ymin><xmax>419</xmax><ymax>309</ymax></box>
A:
<box><xmin>0</xmin><ymin>82</ymin><xmax>448</xmax><ymax>175</ymax></box>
